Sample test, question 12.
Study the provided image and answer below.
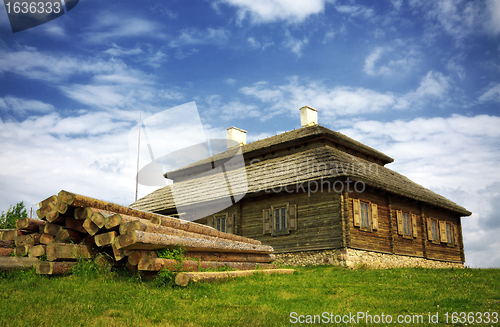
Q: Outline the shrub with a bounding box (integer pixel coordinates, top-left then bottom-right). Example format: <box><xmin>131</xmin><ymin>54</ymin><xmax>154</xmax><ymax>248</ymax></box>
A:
<box><xmin>0</xmin><ymin>202</ymin><xmax>28</xmax><ymax>229</ymax></box>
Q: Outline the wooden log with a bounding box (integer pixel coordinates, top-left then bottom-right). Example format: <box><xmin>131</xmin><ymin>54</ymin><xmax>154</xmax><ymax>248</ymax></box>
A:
<box><xmin>1</xmin><ymin>229</ymin><xmax>21</xmax><ymax>241</ymax></box>
<box><xmin>111</xmin><ymin>244</ymin><xmax>131</xmax><ymax>261</ymax></box>
<box><xmin>0</xmin><ymin>257</ymin><xmax>39</xmax><ymax>271</ymax></box>
<box><xmin>82</xmin><ymin>218</ymin><xmax>100</xmax><ymax>236</ymax></box>
<box><xmin>15</xmin><ymin>218</ymin><xmax>45</xmax><ymax>232</ymax></box>
<box><xmin>74</xmin><ymin>207</ymin><xmax>94</xmax><ymax>220</ymax></box>
<box><xmin>0</xmin><ymin>248</ymin><xmax>14</xmax><ymax>257</ymax></box>
<box><xmin>45</xmin><ymin>207</ymin><xmax>66</xmax><ymax>224</ymax></box>
<box><xmin>79</xmin><ymin>234</ymin><xmax>96</xmax><ymax>247</ymax></box>
<box><xmin>104</xmin><ymin>214</ymin><xmax>141</xmax><ymax>230</ymax></box>
<box><xmin>46</xmin><ymin>243</ymin><xmax>92</xmax><ymax>261</ymax></box>
<box><xmin>15</xmin><ymin>233</ymin><xmax>41</xmax><ymax>247</ymax></box>
<box><xmin>175</xmin><ymin>269</ymin><xmax>295</xmax><ymax>287</ymax></box>
<box><xmin>94</xmin><ymin>231</ymin><xmax>117</xmax><ymax>247</ymax></box>
<box><xmin>40</xmin><ymin>233</ymin><xmax>54</xmax><ymax>245</ymax></box>
<box><xmin>119</xmin><ymin>219</ymin><xmax>254</xmax><ymax>245</ymax></box>
<box><xmin>115</xmin><ymin>231</ymin><xmax>274</xmax><ymax>254</ymax></box>
<box><xmin>44</xmin><ymin>223</ymin><xmax>63</xmax><ymax>236</ymax></box>
<box><xmin>37</xmin><ymin>202</ymin><xmax>55</xmax><ymax>219</ymax></box>
<box><xmin>126</xmin><ymin>262</ymin><xmax>138</xmax><ymax>275</ymax></box>
<box><xmin>58</xmin><ymin>190</ymin><xmax>261</xmax><ymax>245</ymax></box>
<box><xmin>184</xmin><ymin>252</ymin><xmax>276</xmax><ymax>263</ymax></box>
<box><xmin>138</xmin><ymin>257</ymin><xmax>275</xmax><ymax>272</ymax></box>
<box><xmin>54</xmin><ymin>229</ymin><xmax>83</xmax><ymax>244</ymax></box>
<box><xmin>94</xmin><ymin>253</ymin><xmax>118</xmax><ymax>268</ymax></box>
<box><xmin>38</xmin><ymin>225</ymin><xmax>45</xmax><ymax>234</ymax></box>
<box><xmin>128</xmin><ymin>251</ymin><xmax>156</xmax><ymax>266</ymax></box>
<box><xmin>15</xmin><ymin>245</ymin><xmax>33</xmax><ymax>257</ymax></box>
<box><xmin>64</xmin><ymin>217</ymin><xmax>87</xmax><ymax>233</ymax></box>
<box><xmin>28</xmin><ymin>245</ymin><xmax>46</xmax><ymax>258</ymax></box>
<box><xmin>91</xmin><ymin>212</ymin><xmax>119</xmax><ymax>229</ymax></box>
<box><xmin>39</xmin><ymin>195</ymin><xmax>58</xmax><ymax>208</ymax></box>
<box><xmin>0</xmin><ymin>239</ymin><xmax>15</xmax><ymax>248</ymax></box>
<box><xmin>36</xmin><ymin>261</ymin><xmax>77</xmax><ymax>275</ymax></box>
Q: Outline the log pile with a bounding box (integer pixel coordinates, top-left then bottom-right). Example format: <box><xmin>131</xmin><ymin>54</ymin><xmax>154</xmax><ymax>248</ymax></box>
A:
<box><xmin>1</xmin><ymin>190</ymin><xmax>287</xmax><ymax>284</ymax></box>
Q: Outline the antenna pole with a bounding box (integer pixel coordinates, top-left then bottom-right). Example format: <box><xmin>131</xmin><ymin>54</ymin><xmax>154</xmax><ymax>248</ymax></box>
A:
<box><xmin>135</xmin><ymin>109</ymin><xmax>142</xmax><ymax>202</ymax></box>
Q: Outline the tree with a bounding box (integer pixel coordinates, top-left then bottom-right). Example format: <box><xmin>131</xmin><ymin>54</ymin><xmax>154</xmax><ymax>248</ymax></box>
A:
<box><xmin>0</xmin><ymin>202</ymin><xmax>28</xmax><ymax>229</ymax></box>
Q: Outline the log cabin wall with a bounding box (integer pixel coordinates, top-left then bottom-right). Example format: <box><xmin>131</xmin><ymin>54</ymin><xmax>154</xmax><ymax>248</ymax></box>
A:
<box><xmin>421</xmin><ymin>206</ymin><xmax>463</xmax><ymax>262</ymax></box>
<box><xmin>389</xmin><ymin>195</ymin><xmax>425</xmax><ymax>257</ymax></box>
<box><xmin>199</xmin><ymin>188</ymin><xmax>343</xmax><ymax>254</ymax></box>
<box><xmin>348</xmin><ymin>189</ymin><xmax>392</xmax><ymax>253</ymax></box>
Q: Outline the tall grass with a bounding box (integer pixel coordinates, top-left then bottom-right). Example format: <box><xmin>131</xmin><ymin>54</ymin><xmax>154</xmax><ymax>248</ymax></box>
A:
<box><xmin>0</xmin><ymin>265</ymin><xmax>498</xmax><ymax>326</ymax></box>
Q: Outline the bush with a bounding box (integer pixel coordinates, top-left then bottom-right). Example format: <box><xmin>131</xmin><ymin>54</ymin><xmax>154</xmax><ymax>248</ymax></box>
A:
<box><xmin>0</xmin><ymin>202</ymin><xmax>28</xmax><ymax>229</ymax></box>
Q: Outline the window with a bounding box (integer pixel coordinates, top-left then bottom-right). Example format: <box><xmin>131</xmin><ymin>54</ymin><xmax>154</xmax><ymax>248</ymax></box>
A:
<box><xmin>403</xmin><ymin>213</ymin><xmax>411</xmax><ymax>236</ymax></box>
<box><xmin>215</xmin><ymin>216</ymin><xmax>226</xmax><ymax>233</ymax></box>
<box><xmin>396</xmin><ymin>211</ymin><xmax>417</xmax><ymax>238</ymax></box>
<box><xmin>262</xmin><ymin>203</ymin><xmax>297</xmax><ymax>235</ymax></box>
<box><xmin>431</xmin><ymin>220</ymin><xmax>439</xmax><ymax>241</ymax></box>
<box><xmin>360</xmin><ymin>202</ymin><xmax>370</xmax><ymax>229</ymax></box>
<box><xmin>207</xmin><ymin>213</ymin><xmax>235</xmax><ymax>234</ymax></box>
<box><xmin>352</xmin><ymin>199</ymin><xmax>378</xmax><ymax>231</ymax></box>
<box><xmin>446</xmin><ymin>223</ymin><xmax>454</xmax><ymax>244</ymax></box>
<box><xmin>274</xmin><ymin>206</ymin><xmax>287</xmax><ymax>232</ymax></box>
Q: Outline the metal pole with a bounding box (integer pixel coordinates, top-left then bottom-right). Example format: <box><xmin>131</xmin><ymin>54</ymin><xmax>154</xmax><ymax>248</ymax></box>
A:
<box><xmin>135</xmin><ymin>109</ymin><xmax>142</xmax><ymax>202</ymax></box>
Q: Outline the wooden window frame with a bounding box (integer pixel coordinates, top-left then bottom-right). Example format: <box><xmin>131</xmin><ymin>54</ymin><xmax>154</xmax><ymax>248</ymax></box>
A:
<box><xmin>428</xmin><ymin>218</ymin><xmax>440</xmax><ymax>244</ymax></box>
<box><xmin>352</xmin><ymin>199</ymin><xmax>378</xmax><ymax>232</ymax></box>
<box><xmin>215</xmin><ymin>214</ymin><xmax>227</xmax><ymax>233</ymax></box>
<box><xmin>263</xmin><ymin>202</ymin><xmax>298</xmax><ymax>236</ymax></box>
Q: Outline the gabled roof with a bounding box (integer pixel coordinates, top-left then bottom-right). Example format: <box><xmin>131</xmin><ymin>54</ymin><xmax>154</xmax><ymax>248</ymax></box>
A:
<box><xmin>165</xmin><ymin>125</ymin><xmax>394</xmax><ymax>181</ymax></box>
<box><xmin>131</xmin><ymin>139</ymin><xmax>471</xmax><ymax>217</ymax></box>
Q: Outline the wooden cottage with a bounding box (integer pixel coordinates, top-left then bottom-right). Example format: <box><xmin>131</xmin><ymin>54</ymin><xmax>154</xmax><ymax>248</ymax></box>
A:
<box><xmin>131</xmin><ymin>106</ymin><xmax>471</xmax><ymax>268</ymax></box>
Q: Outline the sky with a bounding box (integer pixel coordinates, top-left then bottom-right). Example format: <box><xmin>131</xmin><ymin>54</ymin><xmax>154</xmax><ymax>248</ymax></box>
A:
<box><xmin>0</xmin><ymin>0</ymin><xmax>499</xmax><ymax>267</ymax></box>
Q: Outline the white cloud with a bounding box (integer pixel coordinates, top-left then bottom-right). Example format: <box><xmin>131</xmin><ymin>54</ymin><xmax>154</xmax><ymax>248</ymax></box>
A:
<box><xmin>282</xmin><ymin>30</ymin><xmax>309</xmax><ymax>57</ymax></box>
<box><xmin>0</xmin><ymin>96</ymin><xmax>54</xmax><ymax>115</ymax></box>
<box><xmin>203</xmin><ymin>95</ymin><xmax>261</xmax><ymax>121</ymax></box>
<box><xmin>170</xmin><ymin>27</ymin><xmax>230</xmax><ymax>47</ymax></box>
<box><xmin>322</xmin><ymin>30</ymin><xmax>336</xmax><ymax>44</ymax></box>
<box><xmin>334</xmin><ymin>4</ymin><xmax>374</xmax><ymax>18</ymax></box>
<box><xmin>484</xmin><ymin>0</ymin><xmax>500</xmax><ymax>35</ymax></box>
<box><xmin>364</xmin><ymin>44</ymin><xmax>421</xmax><ymax>76</ymax></box>
<box><xmin>83</xmin><ymin>14</ymin><xmax>164</xmax><ymax>44</ymax></box>
<box><xmin>218</xmin><ymin>0</ymin><xmax>326</xmax><ymax>23</ymax></box>
<box><xmin>225</xmin><ymin>78</ymin><xmax>237</xmax><ymax>85</ymax></box>
<box><xmin>239</xmin><ymin>72</ymin><xmax>450</xmax><ymax>120</ymax></box>
<box><xmin>336</xmin><ymin>114</ymin><xmax>500</xmax><ymax>267</ymax></box>
<box><xmin>478</xmin><ymin>83</ymin><xmax>500</xmax><ymax>103</ymax></box>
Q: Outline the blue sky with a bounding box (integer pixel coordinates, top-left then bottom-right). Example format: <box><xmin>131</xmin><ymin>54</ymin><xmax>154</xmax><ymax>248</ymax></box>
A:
<box><xmin>0</xmin><ymin>0</ymin><xmax>499</xmax><ymax>267</ymax></box>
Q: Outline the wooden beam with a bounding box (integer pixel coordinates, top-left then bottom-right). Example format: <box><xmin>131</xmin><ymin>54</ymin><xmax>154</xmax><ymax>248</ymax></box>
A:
<box><xmin>175</xmin><ymin>269</ymin><xmax>294</xmax><ymax>287</ymax></box>
<box><xmin>15</xmin><ymin>218</ymin><xmax>45</xmax><ymax>232</ymax></box>
<box><xmin>94</xmin><ymin>231</ymin><xmax>117</xmax><ymax>247</ymax></box>
<box><xmin>138</xmin><ymin>257</ymin><xmax>275</xmax><ymax>272</ymax></box>
<box><xmin>0</xmin><ymin>257</ymin><xmax>38</xmax><ymax>271</ymax></box>
<box><xmin>115</xmin><ymin>230</ymin><xmax>274</xmax><ymax>253</ymax></box>
<box><xmin>36</xmin><ymin>261</ymin><xmax>77</xmax><ymax>275</ymax></box>
<box><xmin>58</xmin><ymin>190</ymin><xmax>262</xmax><ymax>245</ymax></box>
<box><xmin>184</xmin><ymin>252</ymin><xmax>275</xmax><ymax>263</ymax></box>
<box><xmin>46</xmin><ymin>243</ymin><xmax>92</xmax><ymax>261</ymax></box>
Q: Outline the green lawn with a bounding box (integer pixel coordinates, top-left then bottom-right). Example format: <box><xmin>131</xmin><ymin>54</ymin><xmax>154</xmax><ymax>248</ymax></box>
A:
<box><xmin>0</xmin><ymin>265</ymin><xmax>499</xmax><ymax>326</ymax></box>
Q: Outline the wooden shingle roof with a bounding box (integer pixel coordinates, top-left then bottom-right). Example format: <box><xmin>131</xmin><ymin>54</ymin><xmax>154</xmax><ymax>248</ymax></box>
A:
<box><xmin>131</xmin><ymin>134</ymin><xmax>471</xmax><ymax>216</ymax></box>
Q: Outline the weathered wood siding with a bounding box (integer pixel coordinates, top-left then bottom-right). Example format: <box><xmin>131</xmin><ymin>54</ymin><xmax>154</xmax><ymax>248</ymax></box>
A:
<box><xmin>347</xmin><ymin>189</ymin><xmax>463</xmax><ymax>262</ymax></box>
<box><xmin>199</xmin><ymin>189</ymin><xmax>342</xmax><ymax>253</ymax></box>
<box><xmin>423</xmin><ymin>206</ymin><xmax>463</xmax><ymax>262</ymax></box>
<box><xmin>348</xmin><ymin>190</ymin><xmax>392</xmax><ymax>253</ymax></box>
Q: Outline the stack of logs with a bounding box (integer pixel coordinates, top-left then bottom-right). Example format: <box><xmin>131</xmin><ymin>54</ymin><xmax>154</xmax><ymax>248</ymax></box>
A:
<box><xmin>0</xmin><ymin>191</ymin><xmax>291</xmax><ymax>285</ymax></box>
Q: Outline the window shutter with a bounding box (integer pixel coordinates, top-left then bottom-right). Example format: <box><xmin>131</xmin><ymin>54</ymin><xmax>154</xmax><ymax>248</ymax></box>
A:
<box><xmin>396</xmin><ymin>210</ymin><xmax>403</xmax><ymax>235</ymax></box>
<box><xmin>227</xmin><ymin>213</ymin><xmax>234</xmax><ymax>234</ymax></box>
<box><xmin>262</xmin><ymin>209</ymin><xmax>270</xmax><ymax>234</ymax></box>
<box><xmin>207</xmin><ymin>217</ymin><xmax>214</xmax><ymax>228</ymax></box>
<box><xmin>426</xmin><ymin>218</ymin><xmax>433</xmax><ymax>241</ymax></box>
<box><xmin>371</xmin><ymin>203</ymin><xmax>378</xmax><ymax>230</ymax></box>
<box><xmin>453</xmin><ymin>225</ymin><xmax>459</xmax><ymax>246</ymax></box>
<box><xmin>411</xmin><ymin>214</ymin><xmax>418</xmax><ymax>238</ymax></box>
<box><xmin>288</xmin><ymin>203</ymin><xmax>297</xmax><ymax>231</ymax></box>
<box><xmin>352</xmin><ymin>199</ymin><xmax>361</xmax><ymax>227</ymax></box>
<box><xmin>439</xmin><ymin>221</ymin><xmax>447</xmax><ymax>243</ymax></box>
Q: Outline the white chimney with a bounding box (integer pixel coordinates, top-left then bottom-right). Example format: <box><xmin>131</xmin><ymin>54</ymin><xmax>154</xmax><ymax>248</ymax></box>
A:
<box><xmin>227</xmin><ymin>127</ymin><xmax>247</xmax><ymax>147</ymax></box>
<box><xmin>299</xmin><ymin>106</ymin><xmax>318</xmax><ymax>127</ymax></box>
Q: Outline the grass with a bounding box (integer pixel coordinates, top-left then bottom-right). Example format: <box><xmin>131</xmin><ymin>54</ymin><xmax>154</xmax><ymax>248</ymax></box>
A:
<box><xmin>0</xmin><ymin>265</ymin><xmax>498</xmax><ymax>326</ymax></box>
